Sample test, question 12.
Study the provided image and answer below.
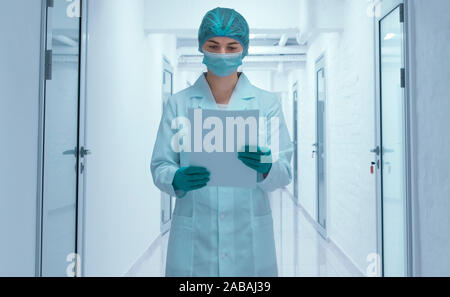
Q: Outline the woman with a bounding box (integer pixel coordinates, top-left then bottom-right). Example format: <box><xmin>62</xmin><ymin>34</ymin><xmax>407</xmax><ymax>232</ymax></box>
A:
<box><xmin>151</xmin><ymin>7</ymin><xmax>293</xmax><ymax>277</ymax></box>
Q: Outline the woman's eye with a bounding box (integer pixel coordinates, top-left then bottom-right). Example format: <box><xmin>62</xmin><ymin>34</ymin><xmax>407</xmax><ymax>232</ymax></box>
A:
<box><xmin>209</xmin><ymin>46</ymin><xmax>218</xmax><ymax>49</ymax></box>
<box><xmin>228</xmin><ymin>47</ymin><xmax>238</xmax><ymax>51</ymax></box>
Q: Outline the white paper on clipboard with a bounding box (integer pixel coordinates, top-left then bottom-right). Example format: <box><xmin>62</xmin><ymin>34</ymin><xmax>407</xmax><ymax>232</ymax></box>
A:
<box><xmin>185</xmin><ymin>108</ymin><xmax>260</xmax><ymax>188</ymax></box>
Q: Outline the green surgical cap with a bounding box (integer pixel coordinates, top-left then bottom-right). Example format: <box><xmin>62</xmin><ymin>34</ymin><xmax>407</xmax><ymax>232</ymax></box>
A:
<box><xmin>198</xmin><ymin>7</ymin><xmax>250</xmax><ymax>57</ymax></box>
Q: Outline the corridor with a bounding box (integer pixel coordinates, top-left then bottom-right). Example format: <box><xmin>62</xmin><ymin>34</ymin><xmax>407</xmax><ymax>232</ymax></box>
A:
<box><xmin>1</xmin><ymin>0</ymin><xmax>450</xmax><ymax>278</ymax></box>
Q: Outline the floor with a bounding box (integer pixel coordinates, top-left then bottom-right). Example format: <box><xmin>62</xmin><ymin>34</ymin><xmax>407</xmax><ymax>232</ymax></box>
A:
<box><xmin>128</xmin><ymin>190</ymin><xmax>363</xmax><ymax>277</ymax></box>
<box><xmin>272</xmin><ymin>189</ymin><xmax>363</xmax><ymax>277</ymax></box>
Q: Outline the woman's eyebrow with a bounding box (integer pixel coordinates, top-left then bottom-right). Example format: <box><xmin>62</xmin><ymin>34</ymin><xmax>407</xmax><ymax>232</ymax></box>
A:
<box><xmin>206</xmin><ymin>40</ymin><xmax>240</xmax><ymax>45</ymax></box>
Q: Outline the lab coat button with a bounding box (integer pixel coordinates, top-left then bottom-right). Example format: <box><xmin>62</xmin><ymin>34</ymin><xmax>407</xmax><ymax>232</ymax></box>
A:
<box><xmin>221</xmin><ymin>253</ymin><xmax>227</xmax><ymax>259</ymax></box>
<box><xmin>220</xmin><ymin>214</ymin><xmax>226</xmax><ymax>220</ymax></box>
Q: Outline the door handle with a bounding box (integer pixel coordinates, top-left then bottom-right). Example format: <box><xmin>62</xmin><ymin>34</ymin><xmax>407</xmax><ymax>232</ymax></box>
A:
<box><xmin>370</xmin><ymin>146</ymin><xmax>380</xmax><ymax>156</ymax></box>
<box><xmin>80</xmin><ymin>147</ymin><xmax>91</xmax><ymax>158</ymax></box>
<box><xmin>63</xmin><ymin>147</ymin><xmax>78</xmax><ymax>157</ymax></box>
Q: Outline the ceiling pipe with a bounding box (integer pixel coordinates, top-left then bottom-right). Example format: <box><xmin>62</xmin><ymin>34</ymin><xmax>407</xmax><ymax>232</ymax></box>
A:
<box><xmin>278</xmin><ymin>34</ymin><xmax>289</xmax><ymax>47</ymax></box>
<box><xmin>296</xmin><ymin>32</ymin><xmax>310</xmax><ymax>46</ymax></box>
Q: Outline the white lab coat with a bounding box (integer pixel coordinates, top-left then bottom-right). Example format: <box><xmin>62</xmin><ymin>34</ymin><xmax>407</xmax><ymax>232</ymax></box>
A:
<box><xmin>151</xmin><ymin>72</ymin><xmax>293</xmax><ymax>277</ymax></box>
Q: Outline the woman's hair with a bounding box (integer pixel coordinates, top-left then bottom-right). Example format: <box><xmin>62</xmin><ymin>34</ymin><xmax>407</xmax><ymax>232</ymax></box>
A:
<box><xmin>198</xmin><ymin>7</ymin><xmax>250</xmax><ymax>57</ymax></box>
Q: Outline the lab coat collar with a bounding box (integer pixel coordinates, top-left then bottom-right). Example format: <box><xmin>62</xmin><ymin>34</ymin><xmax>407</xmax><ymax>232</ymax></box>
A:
<box><xmin>189</xmin><ymin>72</ymin><xmax>256</xmax><ymax>102</ymax></box>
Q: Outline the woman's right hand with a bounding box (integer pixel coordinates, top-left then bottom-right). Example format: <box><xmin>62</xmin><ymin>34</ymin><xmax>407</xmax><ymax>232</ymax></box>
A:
<box><xmin>172</xmin><ymin>166</ymin><xmax>210</xmax><ymax>198</ymax></box>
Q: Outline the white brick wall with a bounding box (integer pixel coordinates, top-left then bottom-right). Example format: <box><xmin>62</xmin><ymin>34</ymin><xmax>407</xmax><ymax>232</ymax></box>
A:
<box><xmin>290</xmin><ymin>0</ymin><xmax>378</xmax><ymax>274</ymax></box>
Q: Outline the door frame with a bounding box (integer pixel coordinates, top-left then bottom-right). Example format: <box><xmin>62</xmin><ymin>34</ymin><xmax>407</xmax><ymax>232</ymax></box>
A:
<box><xmin>374</xmin><ymin>0</ymin><xmax>413</xmax><ymax>277</ymax></box>
<box><xmin>314</xmin><ymin>54</ymin><xmax>328</xmax><ymax>239</ymax></box>
<box><xmin>35</xmin><ymin>0</ymin><xmax>87</xmax><ymax>277</ymax></box>
<box><xmin>35</xmin><ymin>0</ymin><xmax>47</xmax><ymax>277</ymax></box>
<box><xmin>76</xmin><ymin>0</ymin><xmax>88</xmax><ymax>277</ymax></box>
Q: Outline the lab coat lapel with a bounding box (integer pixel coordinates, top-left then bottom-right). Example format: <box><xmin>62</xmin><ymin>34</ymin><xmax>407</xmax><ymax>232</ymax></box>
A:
<box><xmin>227</xmin><ymin>73</ymin><xmax>256</xmax><ymax>110</ymax></box>
<box><xmin>189</xmin><ymin>73</ymin><xmax>256</xmax><ymax>110</ymax></box>
<box><xmin>189</xmin><ymin>73</ymin><xmax>218</xmax><ymax>110</ymax></box>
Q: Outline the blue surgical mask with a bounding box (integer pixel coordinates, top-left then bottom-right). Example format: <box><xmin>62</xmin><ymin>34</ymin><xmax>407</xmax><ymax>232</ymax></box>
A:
<box><xmin>202</xmin><ymin>51</ymin><xmax>243</xmax><ymax>77</ymax></box>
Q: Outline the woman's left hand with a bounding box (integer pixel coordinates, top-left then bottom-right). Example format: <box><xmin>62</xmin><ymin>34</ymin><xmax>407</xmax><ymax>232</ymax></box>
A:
<box><xmin>238</xmin><ymin>145</ymin><xmax>273</xmax><ymax>175</ymax></box>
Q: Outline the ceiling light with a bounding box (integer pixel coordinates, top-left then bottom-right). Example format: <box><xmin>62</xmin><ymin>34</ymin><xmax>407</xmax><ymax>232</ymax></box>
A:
<box><xmin>384</xmin><ymin>33</ymin><xmax>396</xmax><ymax>40</ymax></box>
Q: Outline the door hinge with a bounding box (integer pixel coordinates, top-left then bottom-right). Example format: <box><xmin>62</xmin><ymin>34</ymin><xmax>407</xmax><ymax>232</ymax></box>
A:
<box><xmin>399</xmin><ymin>4</ymin><xmax>405</xmax><ymax>23</ymax></box>
<box><xmin>47</xmin><ymin>0</ymin><xmax>54</xmax><ymax>8</ymax></box>
<box><xmin>45</xmin><ymin>50</ymin><xmax>52</xmax><ymax>80</ymax></box>
<box><xmin>400</xmin><ymin>68</ymin><xmax>406</xmax><ymax>88</ymax></box>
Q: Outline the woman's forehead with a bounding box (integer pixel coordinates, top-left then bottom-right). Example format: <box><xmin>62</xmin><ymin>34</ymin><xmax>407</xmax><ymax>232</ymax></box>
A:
<box><xmin>205</xmin><ymin>37</ymin><xmax>241</xmax><ymax>45</ymax></box>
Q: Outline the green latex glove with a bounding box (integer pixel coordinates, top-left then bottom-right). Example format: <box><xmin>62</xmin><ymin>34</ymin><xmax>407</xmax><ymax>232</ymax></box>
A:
<box><xmin>172</xmin><ymin>166</ymin><xmax>210</xmax><ymax>198</ymax></box>
<box><xmin>238</xmin><ymin>145</ymin><xmax>273</xmax><ymax>175</ymax></box>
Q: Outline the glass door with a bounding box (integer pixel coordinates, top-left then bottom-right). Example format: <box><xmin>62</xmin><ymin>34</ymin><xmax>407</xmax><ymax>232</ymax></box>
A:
<box><xmin>160</xmin><ymin>58</ymin><xmax>174</xmax><ymax>234</ymax></box>
<box><xmin>315</xmin><ymin>57</ymin><xmax>327</xmax><ymax>235</ymax></box>
<box><xmin>292</xmin><ymin>82</ymin><xmax>299</xmax><ymax>203</ymax></box>
<box><xmin>40</xmin><ymin>0</ymin><xmax>82</xmax><ymax>277</ymax></box>
<box><xmin>379</xmin><ymin>3</ymin><xmax>408</xmax><ymax>277</ymax></box>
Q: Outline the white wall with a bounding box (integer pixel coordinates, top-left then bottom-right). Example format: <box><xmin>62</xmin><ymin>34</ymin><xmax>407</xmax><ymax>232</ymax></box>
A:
<box><xmin>147</xmin><ymin>33</ymin><xmax>177</xmax><ymax>240</ymax></box>
<box><xmin>83</xmin><ymin>0</ymin><xmax>173</xmax><ymax>276</ymax></box>
<box><xmin>144</xmin><ymin>0</ymin><xmax>301</xmax><ymax>32</ymax></box>
<box><xmin>174</xmin><ymin>71</ymin><xmax>204</xmax><ymax>93</ymax></box>
<box><xmin>0</xmin><ymin>0</ymin><xmax>42</xmax><ymax>276</ymax></box>
<box><xmin>292</xmin><ymin>0</ymin><xmax>378</xmax><ymax>274</ymax></box>
<box><xmin>409</xmin><ymin>0</ymin><xmax>450</xmax><ymax>277</ymax></box>
<box><xmin>290</xmin><ymin>68</ymin><xmax>316</xmax><ymax>216</ymax></box>
<box><xmin>244</xmin><ymin>70</ymin><xmax>273</xmax><ymax>91</ymax></box>
<box><xmin>299</xmin><ymin>0</ymin><xmax>345</xmax><ymax>34</ymax></box>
